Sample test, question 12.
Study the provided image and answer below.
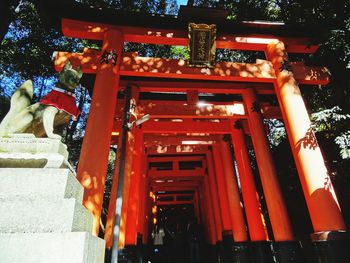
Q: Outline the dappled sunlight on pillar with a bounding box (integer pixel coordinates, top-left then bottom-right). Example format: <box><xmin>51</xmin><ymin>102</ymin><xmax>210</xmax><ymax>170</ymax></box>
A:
<box><xmin>243</xmin><ymin>88</ymin><xmax>294</xmax><ymax>241</ymax></box>
<box><xmin>219</xmin><ymin>139</ymin><xmax>248</xmax><ymax>242</ymax></box>
<box><xmin>231</xmin><ymin>124</ymin><xmax>269</xmax><ymax>241</ymax></box>
<box><xmin>266</xmin><ymin>40</ymin><xmax>346</xmax><ymax>233</ymax></box>
<box><xmin>77</xmin><ymin>28</ymin><xmax>124</xmax><ymax>237</ymax></box>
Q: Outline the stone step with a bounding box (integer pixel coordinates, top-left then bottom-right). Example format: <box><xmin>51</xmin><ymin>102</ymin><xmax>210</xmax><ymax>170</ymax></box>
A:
<box><xmin>0</xmin><ymin>232</ymin><xmax>105</xmax><ymax>263</ymax></box>
<box><xmin>0</xmin><ymin>199</ymin><xmax>93</xmax><ymax>233</ymax></box>
<box><xmin>0</xmin><ymin>168</ymin><xmax>83</xmax><ymax>202</ymax></box>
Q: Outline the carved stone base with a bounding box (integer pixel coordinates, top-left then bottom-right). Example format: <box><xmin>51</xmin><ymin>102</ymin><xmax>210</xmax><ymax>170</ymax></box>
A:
<box><xmin>0</xmin><ymin>134</ymin><xmax>74</xmax><ymax>171</ymax></box>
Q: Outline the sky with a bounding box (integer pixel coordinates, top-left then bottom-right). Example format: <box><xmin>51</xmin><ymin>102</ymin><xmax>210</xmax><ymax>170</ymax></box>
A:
<box><xmin>177</xmin><ymin>0</ymin><xmax>188</xmax><ymax>5</ymax></box>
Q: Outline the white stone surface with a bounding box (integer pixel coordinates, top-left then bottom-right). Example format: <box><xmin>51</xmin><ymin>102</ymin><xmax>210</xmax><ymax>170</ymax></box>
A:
<box><xmin>0</xmin><ymin>134</ymin><xmax>70</xmax><ymax>169</ymax></box>
<box><xmin>0</xmin><ymin>134</ymin><xmax>68</xmax><ymax>158</ymax></box>
<box><xmin>0</xmin><ymin>232</ymin><xmax>105</xmax><ymax>263</ymax></box>
<box><xmin>0</xmin><ymin>199</ymin><xmax>93</xmax><ymax>233</ymax></box>
<box><xmin>0</xmin><ymin>136</ymin><xmax>106</xmax><ymax>263</ymax></box>
<box><xmin>0</xmin><ymin>168</ymin><xmax>83</xmax><ymax>202</ymax></box>
<box><xmin>0</xmin><ymin>152</ymin><xmax>70</xmax><ymax>169</ymax></box>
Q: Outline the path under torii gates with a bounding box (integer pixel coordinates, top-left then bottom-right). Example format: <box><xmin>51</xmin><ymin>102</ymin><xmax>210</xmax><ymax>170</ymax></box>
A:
<box><xmin>36</xmin><ymin>1</ymin><xmax>349</xmax><ymax>262</ymax></box>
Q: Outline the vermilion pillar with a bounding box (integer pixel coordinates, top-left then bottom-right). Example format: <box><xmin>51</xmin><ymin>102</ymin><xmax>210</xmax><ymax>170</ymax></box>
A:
<box><xmin>118</xmin><ymin>125</ymin><xmax>138</xmax><ymax>248</ymax></box>
<box><xmin>125</xmin><ymin>127</ymin><xmax>144</xmax><ymax>245</ymax></box>
<box><xmin>194</xmin><ymin>192</ymin><xmax>201</xmax><ymax>224</ymax></box>
<box><xmin>243</xmin><ymin>88</ymin><xmax>294</xmax><ymax>241</ymax></box>
<box><xmin>198</xmin><ymin>185</ymin><xmax>208</xmax><ymax>241</ymax></box>
<box><xmin>219</xmin><ymin>139</ymin><xmax>248</xmax><ymax>242</ymax></box>
<box><xmin>144</xmin><ymin>188</ymin><xmax>153</xmax><ymax>244</ymax></box>
<box><xmin>105</xmin><ymin>127</ymin><xmax>123</xmax><ymax>249</ymax></box>
<box><xmin>137</xmin><ymin>152</ymin><xmax>148</xmax><ymax>243</ymax></box>
<box><xmin>212</xmin><ymin>144</ymin><xmax>232</xmax><ymax>232</ymax></box>
<box><xmin>77</xmin><ymin>29</ymin><xmax>123</xmax><ymax>235</ymax></box>
<box><xmin>206</xmin><ymin>150</ymin><xmax>223</xmax><ymax>241</ymax></box>
<box><xmin>203</xmin><ymin>174</ymin><xmax>217</xmax><ymax>244</ymax></box>
<box><xmin>266</xmin><ymin>41</ymin><xmax>346</xmax><ymax>234</ymax></box>
<box><xmin>231</xmin><ymin>124</ymin><xmax>269</xmax><ymax>241</ymax></box>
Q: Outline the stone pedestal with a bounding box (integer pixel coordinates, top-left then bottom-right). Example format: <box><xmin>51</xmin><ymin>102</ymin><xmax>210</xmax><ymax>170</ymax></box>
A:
<box><xmin>0</xmin><ymin>135</ymin><xmax>105</xmax><ymax>263</ymax></box>
<box><xmin>0</xmin><ymin>134</ymin><xmax>72</xmax><ymax>169</ymax></box>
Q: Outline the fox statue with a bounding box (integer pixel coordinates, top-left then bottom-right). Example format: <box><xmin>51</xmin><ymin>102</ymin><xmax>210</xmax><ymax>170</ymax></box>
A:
<box><xmin>0</xmin><ymin>61</ymin><xmax>83</xmax><ymax>139</ymax></box>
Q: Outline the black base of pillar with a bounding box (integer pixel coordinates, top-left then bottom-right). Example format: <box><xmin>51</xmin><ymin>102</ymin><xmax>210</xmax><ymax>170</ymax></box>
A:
<box><xmin>105</xmin><ymin>248</ymin><xmax>112</xmax><ymax>263</ymax></box>
<box><xmin>116</xmin><ymin>245</ymin><xmax>145</xmax><ymax>263</ymax></box>
<box><xmin>310</xmin><ymin>231</ymin><xmax>350</xmax><ymax>263</ymax></box>
<box><xmin>215</xmin><ymin>240</ymin><xmax>223</xmax><ymax>263</ymax></box>
<box><xmin>231</xmin><ymin>242</ymin><xmax>251</xmax><ymax>263</ymax></box>
<box><xmin>272</xmin><ymin>241</ymin><xmax>304</xmax><ymax>263</ymax></box>
<box><xmin>219</xmin><ymin>240</ymin><xmax>277</xmax><ymax>263</ymax></box>
<box><xmin>219</xmin><ymin>232</ymin><xmax>235</xmax><ymax>263</ymax></box>
<box><xmin>250</xmin><ymin>241</ymin><xmax>274</xmax><ymax>263</ymax></box>
<box><xmin>202</xmin><ymin>243</ymin><xmax>219</xmax><ymax>263</ymax></box>
<box><xmin>219</xmin><ymin>231</ymin><xmax>251</xmax><ymax>263</ymax></box>
<box><xmin>220</xmin><ymin>232</ymin><xmax>257</xmax><ymax>263</ymax></box>
<box><xmin>104</xmin><ymin>236</ymin><xmax>350</xmax><ymax>263</ymax></box>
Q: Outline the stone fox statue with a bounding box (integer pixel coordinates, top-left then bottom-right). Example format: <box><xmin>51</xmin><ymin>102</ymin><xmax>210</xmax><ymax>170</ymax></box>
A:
<box><xmin>0</xmin><ymin>61</ymin><xmax>83</xmax><ymax>139</ymax></box>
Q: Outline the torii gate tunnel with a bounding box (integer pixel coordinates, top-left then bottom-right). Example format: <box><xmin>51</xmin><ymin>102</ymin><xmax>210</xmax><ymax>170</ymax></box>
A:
<box><xmin>46</xmin><ymin>2</ymin><xmax>349</xmax><ymax>263</ymax></box>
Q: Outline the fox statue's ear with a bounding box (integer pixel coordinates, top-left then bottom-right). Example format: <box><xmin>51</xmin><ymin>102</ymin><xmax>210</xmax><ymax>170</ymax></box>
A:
<box><xmin>63</xmin><ymin>61</ymin><xmax>72</xmax><ymax>71</ymax></box>
<box><xmin>76</xmin><ymin>66</ymin><xmax>83</xmax><ymax>79</ymax></box>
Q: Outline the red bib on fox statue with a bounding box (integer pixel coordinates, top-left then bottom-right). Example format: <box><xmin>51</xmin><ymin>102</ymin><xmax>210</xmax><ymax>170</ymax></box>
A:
<box><xmin>40</xmin><ymin>87</ymin><xmax>80</xmax><ymax>120</ymax></box>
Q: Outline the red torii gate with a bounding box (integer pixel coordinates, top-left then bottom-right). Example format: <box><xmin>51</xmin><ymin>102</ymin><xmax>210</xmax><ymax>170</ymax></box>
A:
<box><xmin>52</xmin><ymin>11</ymin><xmax>346</xmax><ymax>260</ymax></box>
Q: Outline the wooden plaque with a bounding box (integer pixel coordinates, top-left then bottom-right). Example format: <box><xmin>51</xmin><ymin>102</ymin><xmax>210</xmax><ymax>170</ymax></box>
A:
<box><xmin>188</xmin><ymin>23</ymin><xmax>216</xmax><ymax>68</ymax></box>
